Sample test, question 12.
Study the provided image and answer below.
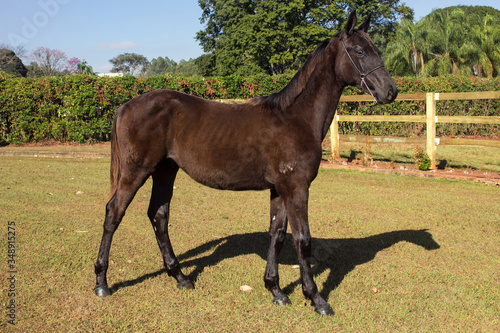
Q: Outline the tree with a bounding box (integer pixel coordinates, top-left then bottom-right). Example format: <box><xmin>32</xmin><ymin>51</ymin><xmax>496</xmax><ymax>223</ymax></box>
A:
<box><xmin>467</xmin><ymin>14</ymin><xmax>500</xmax><ymax>77</ymax></box>
<box><xmin>148</xmin><ymin>56</ymin><xmax>178</xmax><ymax>76</ymax></box>
<box><xmin>195</xmin><ymin>53</ymin><xmax>216</xmax><ymax>77</ymax></box>
<box><xmin>66</xmin><ymin>57</ymin><xmax>81</xmax><ymax>74</ymax></box>
<box><xmin>385</xmin><ymin>5</ymin><xmax>500</xmax><ymax>77</ymax></box>
<box><xmin>109</xmin><ymin>53</ymin><xmax>149</xmax><ymax>76</ymax></box>
<box><xmin>385</xmin><ymin>19</ymin><xmax>425</xmax><ymax>77</ymax></box>
<box><xmin>147</xmin><ymin>57</ymin><xmax>199</xmax><ymax>77</ymax></box>
<box><xmin>419</xmin><ymin>8</ymin><xmax>469</xmax><ymax>76</ymax></box>
<box><xmin>196</xmin><ymin>0</ymin><xmax>412</xmax><ymax>76</ymax></box>
<box><xmin>175</xmin><ymin>59</ymin><xmax>199</xmax><ymax>77</ymax></box>
<box><xmin>0</xmin><ymin>48</ymin><xmax>28</xmax><ymax>77</ymax></box>
<box><xmin>0</xmin><ymin>43</ymin><xmax>27</xmax><ymax>61</ymax></box>
<box><xmin>28</xmin><ymin>47</ymin><xmax>68</xmax><ymax>76</ymax></box>
<box><xmin>77</xmin><ymin>60</ymin><xmax>96</xmax><ymax>75</ymax></box>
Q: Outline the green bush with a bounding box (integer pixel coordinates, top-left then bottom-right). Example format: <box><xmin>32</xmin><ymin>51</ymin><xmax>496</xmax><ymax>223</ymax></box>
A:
<box><xmin>0</xmin><ymin>74</ymin><xmax>498</xmax><ymax>144</ymax></box>
<box><xmin>414</xmin><ymin>147</ymin><xmax>432</xmax><ymax>171</ymax></box>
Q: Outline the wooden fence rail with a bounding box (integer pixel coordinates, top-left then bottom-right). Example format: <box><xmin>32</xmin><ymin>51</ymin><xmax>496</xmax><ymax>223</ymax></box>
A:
<box><xmin>330</xmin><ymin>91</ymin><xmax>500</xmax><ymax>169</ymax></box>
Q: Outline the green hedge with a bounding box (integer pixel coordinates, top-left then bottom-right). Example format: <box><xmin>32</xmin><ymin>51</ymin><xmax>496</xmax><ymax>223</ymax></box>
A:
<box><xmin>0</xmin><ymin>74</ymin><xmax>499</xmax><ymax>144</ymax></box>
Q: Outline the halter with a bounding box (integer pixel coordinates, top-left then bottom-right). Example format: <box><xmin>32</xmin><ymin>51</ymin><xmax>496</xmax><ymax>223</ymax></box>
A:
<box><xmin>340</xmin><ymin>35</ymin><xmax>384</xmax><ymax>102</ymax></box>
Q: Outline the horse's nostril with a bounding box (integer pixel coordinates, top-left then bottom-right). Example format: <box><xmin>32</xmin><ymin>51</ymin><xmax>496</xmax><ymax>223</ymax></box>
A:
<box><xmin>387</xmin><ymin>86</ymin><xmax>397</xmax><ymax>101</ymax></box>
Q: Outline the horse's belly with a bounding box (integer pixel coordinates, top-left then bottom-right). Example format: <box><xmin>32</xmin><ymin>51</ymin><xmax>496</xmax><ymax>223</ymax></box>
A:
<box><xmin>179</xmin><ymin>161</ymin><xmax>272</xmax><ymax>191</ymax></box>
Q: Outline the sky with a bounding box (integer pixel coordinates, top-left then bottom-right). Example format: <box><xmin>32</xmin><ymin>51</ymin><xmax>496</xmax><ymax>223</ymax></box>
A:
<box><xmin>1</xmin><ymin>0</ymin><xmax>499</xmax><ymax>73</ymax></box>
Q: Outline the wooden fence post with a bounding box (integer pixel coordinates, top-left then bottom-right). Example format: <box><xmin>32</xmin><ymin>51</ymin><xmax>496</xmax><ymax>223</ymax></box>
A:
<box><xmin>330</xmin><ymin>114</ymin><xmax>340</xmax><ymax>161</ymax></box>
<box><xmin>426</xmin><ymin>92</ymin><xmax>437</xmax><ymax>169</ymax></box>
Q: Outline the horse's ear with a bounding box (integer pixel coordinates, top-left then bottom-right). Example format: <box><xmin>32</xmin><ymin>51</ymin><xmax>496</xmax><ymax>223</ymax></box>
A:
<box><xmin>358</xmin><ymin>14</ymin><xmax>371</xmax><ymax>33</ymax></box>
<box><xmin>345</xmin><ymin>10</ymin><xmax>357</xmax><ymax>37</ymax></box>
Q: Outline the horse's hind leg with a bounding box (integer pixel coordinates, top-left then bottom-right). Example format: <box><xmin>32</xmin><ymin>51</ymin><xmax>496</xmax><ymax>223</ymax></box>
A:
<box><xmin>264</xmin><ymin>189</ymin><xmax>291</xmax><ymax>305</ymax></box>
<box><xmin>94</xmin><ymin>168</ymin><xmax>151</xmax><ymax>297</ymax></box>
<box><xmin>148</xmin><ymin>160</ymin><xmax>193</xmax><ymax>290</ymax></box>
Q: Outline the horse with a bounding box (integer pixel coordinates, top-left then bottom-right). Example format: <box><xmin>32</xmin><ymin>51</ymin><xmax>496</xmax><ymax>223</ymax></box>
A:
<box><xmin>93</xmin><ymin>10</ymin><xmax>398</xmax><ymax>316</ymax></box>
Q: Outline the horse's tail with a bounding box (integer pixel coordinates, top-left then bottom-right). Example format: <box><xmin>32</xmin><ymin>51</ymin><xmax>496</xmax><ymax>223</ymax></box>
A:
<box><xmin>109</xmin><ymin>115</ymin><xmax>121</xmax><ymax>199</ymax></box>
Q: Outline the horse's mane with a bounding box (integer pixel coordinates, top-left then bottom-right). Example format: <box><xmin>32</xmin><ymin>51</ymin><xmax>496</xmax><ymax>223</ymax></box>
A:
<box><xmin>250</xmin><ymin>39</ymin><xmax>333</xmax><ymax>112</ymax></box>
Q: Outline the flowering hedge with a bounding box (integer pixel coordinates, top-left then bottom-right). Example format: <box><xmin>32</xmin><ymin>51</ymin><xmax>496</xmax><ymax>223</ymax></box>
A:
<box><xmin>0</xmin><ymin>74</ymin><xmax>498</xmax><ymax>144</ymax></box>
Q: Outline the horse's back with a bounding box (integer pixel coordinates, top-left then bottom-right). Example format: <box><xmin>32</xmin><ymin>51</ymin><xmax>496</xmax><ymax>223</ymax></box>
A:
<box><xmin>113</xmin><ymin>89</ymin><xmax>275</xmax><ymax>190</ymax></box>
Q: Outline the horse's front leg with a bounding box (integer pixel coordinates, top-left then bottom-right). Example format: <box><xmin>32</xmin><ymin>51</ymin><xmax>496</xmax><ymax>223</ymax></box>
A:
<box><xmin>283</xmin><ymin>186</ymin><xmax>334</xmax><ymax>316</ymax></box>
<box><xmin>264</xmin><ymin>189</ymin><xmax>291</xmax><ymax>306</ymax></box>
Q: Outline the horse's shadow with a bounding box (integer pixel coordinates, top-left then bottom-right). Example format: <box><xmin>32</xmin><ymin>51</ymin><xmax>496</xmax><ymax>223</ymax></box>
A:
<box><xmin>110</xmin><ymin>229</ymin><xmax>440</xmax><ymax>300</ymax></box>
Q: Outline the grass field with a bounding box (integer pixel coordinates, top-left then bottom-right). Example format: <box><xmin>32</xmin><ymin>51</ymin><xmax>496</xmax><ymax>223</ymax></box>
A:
<box><xmin>1</xmin><ymin>152</ymin><xmax>499</xmax><ymax>332</ymax></box>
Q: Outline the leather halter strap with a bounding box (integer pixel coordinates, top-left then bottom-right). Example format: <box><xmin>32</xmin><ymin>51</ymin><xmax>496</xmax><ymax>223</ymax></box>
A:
<box><xmin>340</xmin><ymin>36</ymin><xmax>384</xmax><ymax>102</ymax></box>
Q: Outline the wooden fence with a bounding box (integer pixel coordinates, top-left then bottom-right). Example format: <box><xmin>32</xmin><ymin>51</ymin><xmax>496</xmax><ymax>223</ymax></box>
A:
<box><xmin>330</xmin><ymin>91</ymin><xmax>500</xmax><ymax>169</ymax></box>
<box><xmin>220</xmin><ymin>91</ymin><xmax>500</xmax><ymax>170</ymax></box>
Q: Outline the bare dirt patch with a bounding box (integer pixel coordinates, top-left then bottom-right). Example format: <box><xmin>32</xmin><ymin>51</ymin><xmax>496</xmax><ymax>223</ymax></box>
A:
<box><xmin>321</xmin><ymin>160</ymin><xmax>500</xmax><ymax>186</ymax></box>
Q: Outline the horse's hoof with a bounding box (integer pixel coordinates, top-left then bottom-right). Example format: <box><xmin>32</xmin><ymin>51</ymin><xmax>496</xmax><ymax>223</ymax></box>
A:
<box><xmin>94</xmin><ymin>286</ymin><xmax>111</xmax><ymax>297</ymax></box>
<box><xmin>315</xmin><ymin>304</ymin><xmax>334</xmax><ymax>316</ymax></box>
<box><xmin>177</xmin><ymin>280</ymin><xmax>194</xmax><ymax>290</ymax></box>
<box><xmin>272</xmin><ymin>295</ymin><xmax>291</xmax><ymax>306</ymax></box>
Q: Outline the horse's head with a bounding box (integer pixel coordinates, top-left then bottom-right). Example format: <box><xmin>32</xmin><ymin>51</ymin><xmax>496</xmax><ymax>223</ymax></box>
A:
<box><xmin>336</xmin><ymin>10</ymin><xmax>398</xmax><ymax>104</ymax></box>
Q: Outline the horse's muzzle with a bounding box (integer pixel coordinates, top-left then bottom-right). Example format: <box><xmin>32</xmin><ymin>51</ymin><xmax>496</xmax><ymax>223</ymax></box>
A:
<box><xmin>379</xmin><ymin>84</ymin><xmax>398</xmax><ymax>104</ymax></box>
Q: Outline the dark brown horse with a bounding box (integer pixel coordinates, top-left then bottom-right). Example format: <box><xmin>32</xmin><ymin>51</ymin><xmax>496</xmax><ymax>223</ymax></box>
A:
<box><xmin>93</xmin><ymin>10</ymin><xmax>397</xmax><ymax>315</ymax></box>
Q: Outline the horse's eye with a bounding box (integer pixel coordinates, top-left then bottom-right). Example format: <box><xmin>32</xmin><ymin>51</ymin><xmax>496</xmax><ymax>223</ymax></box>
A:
<box><xmin>356</xmin><ymin>50</ymin><xmax>363</xmax><ymax>56</ymax></box>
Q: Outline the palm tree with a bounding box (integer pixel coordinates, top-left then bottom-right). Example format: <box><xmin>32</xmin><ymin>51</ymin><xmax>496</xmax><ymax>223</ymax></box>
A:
<box><xmin>385</xmin><ymin>19</ymin><xmax>425</xmax><ymax>77</ymax></box>
<box><xmin>387</xmin><ymin>6</ymin><xmax>500</xmax><ymax>78</ymax></box>
<box><xmin>465</xmin><ymin>14</ymin><xmax>500</xmax><ymax>77</ymax></box>
<box><xmin>419</xmin><ymin>8</ymin><xmax>468</xmax><ymax>76</ymax></box>
<box><xmin>77</xmin><ymin>60</ymin><xmax>95</xmax><ymax>75</ymax></box>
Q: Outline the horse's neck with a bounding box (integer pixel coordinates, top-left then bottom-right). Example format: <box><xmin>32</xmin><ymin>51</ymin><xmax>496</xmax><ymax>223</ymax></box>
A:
<box><xmin>290</xmin><ymin>48</ymin><xmax>344</xmax><ymax>143</ymax></box>
<box><xmin>314</xmin><ymin>78</ymin><xmax>343</xmax><ymax>141</ymax></box>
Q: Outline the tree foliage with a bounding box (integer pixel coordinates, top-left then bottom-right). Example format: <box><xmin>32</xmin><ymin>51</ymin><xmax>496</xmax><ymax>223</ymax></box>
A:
<box><xmin>386</xmin><ymin>6</ymin><xmax>500</xmax><ymax>77</ymax></box>
<box><xmin>147</xmin><ymin>57</ymin><xmax>199</xmax><ymax>77</ymax></box>
<box><xmin>67</xmin><ymin>57</ymin><xmax>81</xmax><ymax>75</ymax></box>
<box><xmin>77</xmin><ymin>60</ymin><xmax>95</xmax><ymax>75</ymax></box>
<box><xmin>196</xmin><ymin>0</ymin><xmax>412</xmax><ymax>76</ymax></box>
<box><xmin>467</xmin><ymin>13</ymin><xmax>500</xmax><ymax>77</ymax></box>
<box><xmin>28</xmin><ymin>47</ymin><xmax>68</xmax><ymax>77</ymax></box>
<box><xmin>110</xmin><ymin>53</ymin><xmax>149</xmax><ymax>76</ymax></box>
<box><xmin>0</xmin><ymin>48</ymin><xmax>28</xmax><ymax>77</ymax></box>
<box><xmin>385</xmin><ymin>19</ymin><xmax>424</xmax><ymax>77</ymax></box>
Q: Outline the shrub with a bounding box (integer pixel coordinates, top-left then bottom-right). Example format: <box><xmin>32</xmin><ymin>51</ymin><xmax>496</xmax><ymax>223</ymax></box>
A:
<box><xmin>414</xmin><ymin>147</ymin><xmax>432</xmax><ymax>170</ymax></box>
<box><xmin>0</xmin><ymin>74</ymin><xmax>498</xmax><ymax>144</ymax></box>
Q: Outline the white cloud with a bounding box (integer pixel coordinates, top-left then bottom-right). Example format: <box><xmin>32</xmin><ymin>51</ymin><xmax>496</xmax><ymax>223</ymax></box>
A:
<box><xmin>97</xmin><ymin>41</ymin><xmax>140</xmax><ymax>50</ymax></box>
